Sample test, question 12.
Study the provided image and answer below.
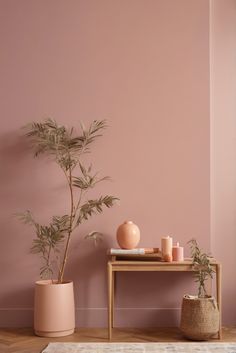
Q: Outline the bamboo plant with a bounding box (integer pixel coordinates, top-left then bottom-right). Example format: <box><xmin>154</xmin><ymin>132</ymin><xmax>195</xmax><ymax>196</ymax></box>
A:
<box><xmin>188</xmin><ymin>239</ymin><xmax>215</xmax><ymax>298</ymax></box>
<box><xmin>18</xmin><ymin>119</ymin><xmax>118</xmax><ymax>283</ymax></box>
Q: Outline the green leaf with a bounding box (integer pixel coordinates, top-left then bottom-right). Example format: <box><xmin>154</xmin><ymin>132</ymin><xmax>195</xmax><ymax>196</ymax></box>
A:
<box><xmin>77</xmin><ymin>196</ymin><xmax>118</xmax><ymax>225</ymax></box>
<box><xmin>188</xmin><ymin>238</ymin><xmax>215</xmax><ymax>297</ymax></box>
<box><xmin>15</xmin><ymin>210</ymin><xmax>35</xmax><ymax>226</ymax></box>
<box><xmin>40</xmin><ymin>265</ymin><xmax>53</xmax><ymax>280</ymax></box>
<box><xmin>79</xmin><ymin>162</ymin><xmax>87</xmax><ymax>177</ymax></box>
<box><xmin>73</xmin><ymin>176</ymin><xmax>90</xmax><ymax>190</ymax></box>
<box><xmin>85</xmin><ymin>231</ymin><xmax>103</xmax><ymax>246</ymax></box>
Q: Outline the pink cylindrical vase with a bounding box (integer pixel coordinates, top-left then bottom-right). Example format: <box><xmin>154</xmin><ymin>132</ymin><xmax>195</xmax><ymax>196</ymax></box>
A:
<box><xmin>34</xmin><ymin>280</ymin><xmax>75</xmax><ymax>337</ymax></box>
<box><xmin>172</xmin><ymin>242</ymin><xmax>184</xmax><ymax>261</ymax></box>
<box><xmin>161</xmin><ymin>236</ymin><xmax>173</xmax><ymax>257</ymax></box>
<box><xmin>116</xmin><ymin>221</ymin><xmax>140</xmax><ymax>249</ymax></box>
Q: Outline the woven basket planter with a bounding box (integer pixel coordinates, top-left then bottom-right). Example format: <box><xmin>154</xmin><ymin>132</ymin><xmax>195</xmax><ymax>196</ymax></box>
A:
<box><xmin>180</xmin><ymin>295</ymin><xmax>219</xmax><ymax>340</ymax></box>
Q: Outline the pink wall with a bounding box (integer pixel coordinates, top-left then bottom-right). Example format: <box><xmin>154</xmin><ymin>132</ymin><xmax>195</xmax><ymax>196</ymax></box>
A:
<box><xmin>0</xmin><ymin>0</ymin><xmax>229</xmax><ymax>328</ymax></box>
<box><xmin>210</xmin><ymin>0</ymin><xmax>236</xmax><ymax>325</ymax></box>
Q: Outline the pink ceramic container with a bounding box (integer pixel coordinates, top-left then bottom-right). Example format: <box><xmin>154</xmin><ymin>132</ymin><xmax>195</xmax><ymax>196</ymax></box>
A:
<box><xmin>34</xmin><ymin>280</ymin><xmax>75</xmax><ymax>337</ymax></box>
<box><xmin>116</xmin><ymin>220</ymin><xmax>140</xmax><ymax>249</ymax></box>
<box><xmin>172</xmin><ymin>242</ymin><xmax>184</xmax><ymax>261</ymax></box>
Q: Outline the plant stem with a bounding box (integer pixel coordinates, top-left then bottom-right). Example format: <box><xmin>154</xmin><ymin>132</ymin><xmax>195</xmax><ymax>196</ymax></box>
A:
<box><xmin>71</xmin><ymin>189</ymin><xmax>84</xmax><ymax>231</ymax></box>
<box><xmin>58</xmin><ymin>166</ymin><xmax>74</xmax><ymax>283</ymax></box>
<box><xmin>46</xmin><ymin>246</ymin><xmax>51</xmax><ymax>264</ymax></box>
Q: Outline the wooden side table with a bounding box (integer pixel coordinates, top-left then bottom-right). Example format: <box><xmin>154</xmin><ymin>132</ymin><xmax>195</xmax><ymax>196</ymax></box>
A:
<box><xmin>107</xmin><ymin>257</ymin><xmax>222</xmax><ymax>340</ymax></box>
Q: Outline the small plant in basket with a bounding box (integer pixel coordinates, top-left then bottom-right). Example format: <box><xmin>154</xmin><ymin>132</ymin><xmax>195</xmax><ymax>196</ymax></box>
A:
<box><xmin>180</xmin><ymin>239</ymin><xmax>219</xmax><ymax>340</ymax></box>
<box><xmin>188</xmin><ymin>238</ymin><xmax>215</xmax><ymax>298</ymax></box>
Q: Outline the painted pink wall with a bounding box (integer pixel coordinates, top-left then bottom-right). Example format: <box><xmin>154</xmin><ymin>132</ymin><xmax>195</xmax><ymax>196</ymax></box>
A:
<box><xmin>210</xmin><ymin>0</ymin><xmax>236</xmax><ymax>325</ymax></box>
<box><xmin>0</xmin><ymin>0</ymin><xmax>213</xmax><ymax>327</ymax></box>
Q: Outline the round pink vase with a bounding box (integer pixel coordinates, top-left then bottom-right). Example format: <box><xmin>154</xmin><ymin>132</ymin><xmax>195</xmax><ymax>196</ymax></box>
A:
<box><xmin>116</xmin><ymin>221</ymin><xmax>140</xmax><ymax>249</ymax></box>
<box><xmin>34</xmin><ymin>280</ymin><xmax>75</xmax><ymax>337</ymax></box>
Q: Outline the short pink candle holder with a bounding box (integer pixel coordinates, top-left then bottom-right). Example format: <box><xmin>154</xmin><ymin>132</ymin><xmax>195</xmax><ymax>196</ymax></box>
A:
<box><xmin>172</xmin><ymin>242</ymin><xmax>184</xmax><ymax>261</ymax></box>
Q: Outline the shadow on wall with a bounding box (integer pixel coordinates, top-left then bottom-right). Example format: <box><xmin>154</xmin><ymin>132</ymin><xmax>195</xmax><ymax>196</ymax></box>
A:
<box><xmin>0</xmin><ymin>130</ymin><xmax>48</xmax><ymax>211</ymax></box>
<box><xmin>0</xmin><ymin>285</ymin><xmax>34</xmax><ymax>327</ymax></box>
<box><xmin>0</xmin><ymin>131</ymin><xmax>33</xmax><ymax>243</ymax></box>
<box><xmin>0</xmin><ymin>131</ymin><xmax>114</xmax><ymax>327</ymax></box>
<box><xmin>0</xmin><ymin>131</ymin><xmax>30</xmax><ymax>186</ymax></box>
<box><xmin>0</xmin><ymin>131</ymin><xmax>51</xmax><ymax>303</ymax></box>
<box><xmin>65</xmin><ymin>233</ymin><xmax>113</xmax><ymax>326</ymax></box>
<box><xmin>0</xmin><ymin>285</ymin><xmax>34</xmax><ymax>308</ymax></box>
<box><xmin>0</xmin><ymin>131</ymin><xmax>42</xmax><ymax>242</ymax></box>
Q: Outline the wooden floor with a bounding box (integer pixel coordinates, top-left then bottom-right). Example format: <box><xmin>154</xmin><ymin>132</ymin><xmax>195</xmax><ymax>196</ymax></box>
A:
<box><xmin>0</xmin><ymin>327</ymin><xmax>236</xmax><ymax>353</ymax></box>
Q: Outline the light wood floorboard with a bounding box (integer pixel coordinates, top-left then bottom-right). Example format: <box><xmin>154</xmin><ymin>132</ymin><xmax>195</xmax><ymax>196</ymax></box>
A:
<box><xmin>0</xmin><ymin>327</ymin><xmax>236</xmax><ymax>353</ymax></box>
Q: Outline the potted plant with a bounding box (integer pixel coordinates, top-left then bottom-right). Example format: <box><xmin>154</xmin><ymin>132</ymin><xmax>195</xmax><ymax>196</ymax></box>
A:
<box><xmin>180</xmin><ymin>239</ymin><xmax>219</xmax><ymax>340</ymax></box>
<box><xmin>18</xmin><ymin>119</ymin><xmax>118</xmax><ymax>337</ymax></box>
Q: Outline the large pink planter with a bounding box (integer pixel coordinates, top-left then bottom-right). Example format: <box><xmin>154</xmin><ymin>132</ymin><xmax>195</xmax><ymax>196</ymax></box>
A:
<box><xmin>116</xmin><ymin>220</ymin><xmax>140</xmax><ymax>249</ymax></box>
<box><xmin>34</xmin><ymin>280</ymin><xmax>75</xmax><ymax>337</ymax></box>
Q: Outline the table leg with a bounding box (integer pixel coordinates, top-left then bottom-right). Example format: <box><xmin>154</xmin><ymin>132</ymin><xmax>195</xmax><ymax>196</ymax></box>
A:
<box><xmin>216</xmin><ymin>263</ymin><xmax>222</xmax><ymax>339</ymax></box>
<box><xmin>108</xmin><ymin>263</ymin><xmax>113</xmax><ymax>340</ymax></box>
<box><xmin>112</xmin><ymin>271</ymin><xmax>115</xmax><ymax>328</ymax></box>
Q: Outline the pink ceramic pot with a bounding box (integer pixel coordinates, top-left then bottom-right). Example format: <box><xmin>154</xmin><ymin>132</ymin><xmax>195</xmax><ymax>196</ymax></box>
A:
<box><xmin>34</xmin><ymin>280</ymin><xmax>75</xmax><ymax>337</ymax></box>
<box><xmin>116</xmin><ymin>221</ymin><xmax>140</xmax><ymax>249</ymax></box>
